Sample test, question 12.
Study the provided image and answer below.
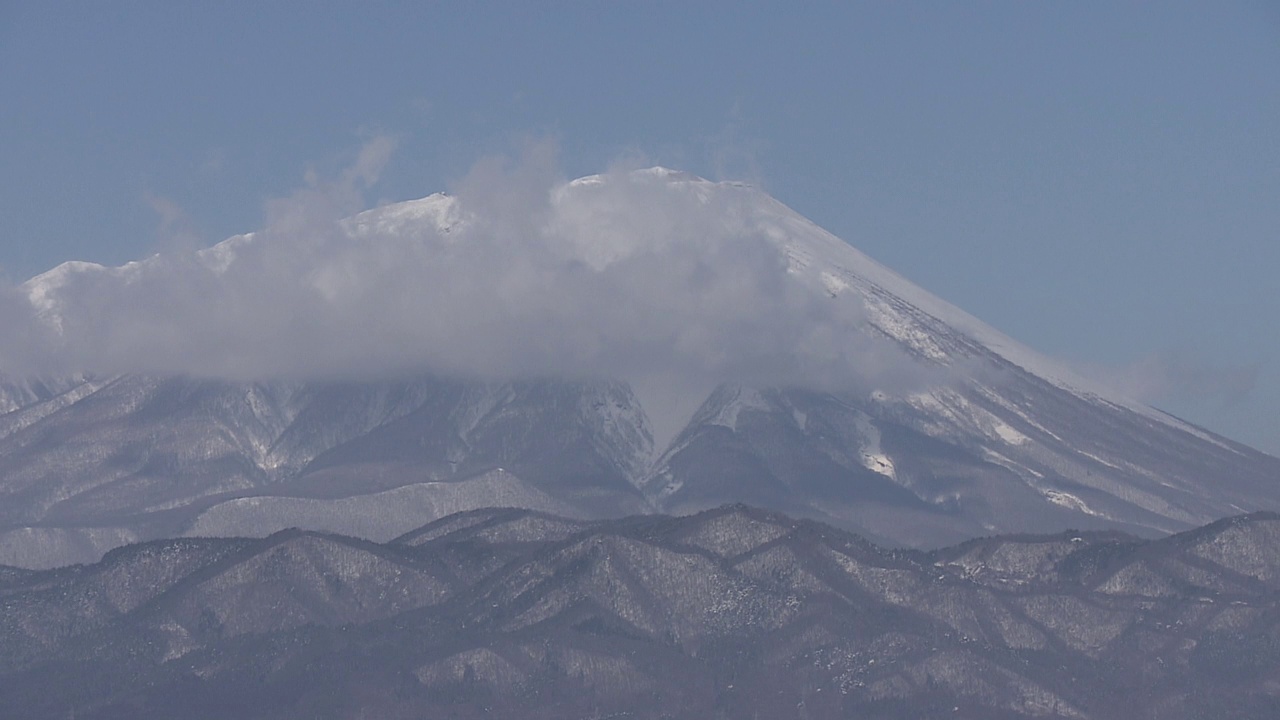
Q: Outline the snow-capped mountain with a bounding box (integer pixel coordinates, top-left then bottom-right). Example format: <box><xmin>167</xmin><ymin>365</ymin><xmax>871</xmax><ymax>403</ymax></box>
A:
<box><xmin>1</xmin><ymin>169</ymin><xmax>1277</xmax><ymax>567</ymax></box>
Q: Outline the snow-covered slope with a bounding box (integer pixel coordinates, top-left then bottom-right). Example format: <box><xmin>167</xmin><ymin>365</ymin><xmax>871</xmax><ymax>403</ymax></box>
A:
<box><xmin>617</xmin><ymin>173</ymin><xmax>1278</xmax><ymax>543</ymax></box>
<box><xmin>1</xmin><ymin>169</ymin><xmax>1277</xmax><ymax>567</ymax></box>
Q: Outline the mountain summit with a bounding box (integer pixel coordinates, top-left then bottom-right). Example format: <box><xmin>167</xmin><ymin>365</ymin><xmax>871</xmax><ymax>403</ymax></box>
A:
<box><xmin>1</xmin><ymin>169</ymin><xmax>1277</xmax><ymax>568</ymax></box>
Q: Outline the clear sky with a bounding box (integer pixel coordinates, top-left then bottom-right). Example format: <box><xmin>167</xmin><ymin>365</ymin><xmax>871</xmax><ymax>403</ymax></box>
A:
<box><xmin>1</xmin><ymin>2</ymin><xmax>1277</xmax><ymax>455</ymax></box>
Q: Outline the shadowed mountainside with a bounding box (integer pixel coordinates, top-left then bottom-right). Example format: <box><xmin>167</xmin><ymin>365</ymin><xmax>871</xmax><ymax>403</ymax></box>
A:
<box><xmin>3</xmin><ymin>506</ymin><xmax>1280</xmax><ymax>719</ymax></box>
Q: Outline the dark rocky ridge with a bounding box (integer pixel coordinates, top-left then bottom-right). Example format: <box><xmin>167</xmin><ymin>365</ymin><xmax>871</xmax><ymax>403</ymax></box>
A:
<box><xmin>3</xmin><ymin>506</ymin><xmax>1280</xmax><ymax>719</ymax></box>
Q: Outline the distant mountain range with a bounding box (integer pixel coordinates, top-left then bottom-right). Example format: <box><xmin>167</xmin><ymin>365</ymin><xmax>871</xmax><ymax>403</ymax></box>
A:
<box><xmin>4</xmin><ymin>505</ymin><xmax>1280</xmax><ymax>719</ymax></box>
<box><xmin>1</xmin><ymin>169</ymin><xmax>1277</xmax><ymax>569</ymax></box>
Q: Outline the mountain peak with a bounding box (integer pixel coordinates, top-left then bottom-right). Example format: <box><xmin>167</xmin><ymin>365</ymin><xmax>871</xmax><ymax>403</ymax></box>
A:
<box><xmin>0</xmin><ymin>167</ymin><xmax>1277</xmax><ymax>568</ymax></box>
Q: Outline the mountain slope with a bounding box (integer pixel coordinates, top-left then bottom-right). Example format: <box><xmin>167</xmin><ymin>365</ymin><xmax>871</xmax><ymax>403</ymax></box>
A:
<box><xmin>0</xmin><ymin>375</ymin><xmax>651</xmax><ymax>567</ymax></box>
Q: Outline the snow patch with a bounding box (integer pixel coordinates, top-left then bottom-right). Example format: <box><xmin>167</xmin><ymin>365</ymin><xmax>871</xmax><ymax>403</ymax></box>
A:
<box><xmin>854</xmin><ymin>413</ymin><xmax>896</xmax><ymax>480</ymax></box>
<box><xmin>705</xmin><ymin>387</ymin><xmax>772</xmax><ymax>431</ymax></box>
<box><xmin>820</xmin><ymin>271</ymin><xmax>850</xmax><ymax>297</ymax></box>
<box><xmin>185</xmin><ymin>471</ymin><xmax>576</xmax><ymax>542</ymax></box>
<box><xmin>1042</xmin><ymin>489</ymin><xmax>1103</xmax><ymax>517</ymax></box>
<box><xmin>991</xmin><ymin>417</ymin><xmax>1029</xmax><ymax>445</ymax></box>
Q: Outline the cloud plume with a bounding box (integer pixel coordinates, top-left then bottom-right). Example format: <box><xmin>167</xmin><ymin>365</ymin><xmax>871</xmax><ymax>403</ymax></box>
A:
<box><xmin>1091</xmin><ymin>350</ymin><xmax>1261</xmax><ymax>409</ymax></box>
<box><xmin>0</xmin><ymin>140</ymin><xmax>928</xmax><ymax>398</ymax></box>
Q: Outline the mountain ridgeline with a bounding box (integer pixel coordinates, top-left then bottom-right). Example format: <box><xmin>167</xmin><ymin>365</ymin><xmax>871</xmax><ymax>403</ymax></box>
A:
<box><xmin>4</xmin><ymin>505</ymin><xmax>1280</xmax><ymax>719</ymax></box>
<box><xmin>1</xmin><ymin>169</ymin><xmax>1278</xmax><ymax>570</ymax></box>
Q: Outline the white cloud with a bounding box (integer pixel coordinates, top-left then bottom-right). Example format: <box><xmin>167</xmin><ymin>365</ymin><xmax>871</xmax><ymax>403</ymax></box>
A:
<box><xmin>1089</xmin><ymin>350</ymin><xmax>1260</xmax><ymax>409</ymax></box>
<box><xmin>0</xmin><ymin>139</ymin><xmax>932</xmax><ymax>399</ymax></box>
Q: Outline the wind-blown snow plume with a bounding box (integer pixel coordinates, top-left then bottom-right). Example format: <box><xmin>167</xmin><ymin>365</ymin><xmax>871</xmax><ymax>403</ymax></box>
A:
<box><xmin>1088</xmin><ymin>350</ymin><xmax>1261</xmax><ymax>410</ymax></box>
<box><xmin>1</xmin><ymin>141</ymin><xmax>931</xmax><ymax>394</ymax></box>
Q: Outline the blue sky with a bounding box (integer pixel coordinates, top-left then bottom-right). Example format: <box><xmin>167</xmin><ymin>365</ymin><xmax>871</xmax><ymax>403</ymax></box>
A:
<box><xmin>1</xmin><ymin>2</ymin><xmax>1277</xmax><ymax>454</ymax></box>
